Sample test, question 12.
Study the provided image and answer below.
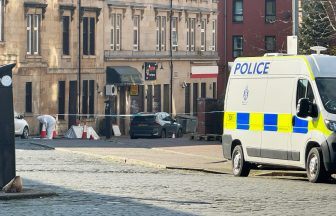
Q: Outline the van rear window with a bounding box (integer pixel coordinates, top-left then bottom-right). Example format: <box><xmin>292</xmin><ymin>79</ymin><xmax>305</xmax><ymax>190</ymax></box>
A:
<box><xmin>132</xmin><ymin>115</ymin><xmax>156</xmax><ymax>123</ymax></box>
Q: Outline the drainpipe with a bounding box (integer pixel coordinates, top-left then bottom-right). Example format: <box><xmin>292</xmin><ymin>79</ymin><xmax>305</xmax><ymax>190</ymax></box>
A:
<box><xmin>169</xmin><ymin>0</ymin><xmax>173</xmax><ymax>114</ymax></box>
<box><xmin>78</xmin><ymin>0</ymin><xmax>82</xmax><ymax>120</ymax></box>
<box><xmin>224</xmin><ymin>0</ymin><xmax>227</xmax><ymax>85</ymax></box>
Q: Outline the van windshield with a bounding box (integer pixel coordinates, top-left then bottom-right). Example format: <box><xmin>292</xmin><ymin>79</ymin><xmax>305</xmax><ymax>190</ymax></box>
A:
<box><xmin>316</xmin><ymin>78</ymin><xmax>336</xmax><ymax>114</ymax></box>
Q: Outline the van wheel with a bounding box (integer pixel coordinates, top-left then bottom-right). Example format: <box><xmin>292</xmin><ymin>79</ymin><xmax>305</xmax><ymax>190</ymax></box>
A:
<box><xmin>21</xmin><ymin>127</ymin><xmax>29</xmax><ymax>139</ymax></box>
<box><xmin>232</xmin><ymin>145</ymin><xmax>250</xmax><ymax>177</ymax></box>
<box><xmin>306</xmin><ymin>147</ymin><xmax>330</xmax><ymax>183</ymax></box>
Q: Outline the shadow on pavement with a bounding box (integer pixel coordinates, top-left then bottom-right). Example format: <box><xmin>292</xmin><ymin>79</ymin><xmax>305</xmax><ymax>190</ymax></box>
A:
<box><xmin>18</xmin><ymin>137</ymin><xmax>221</xmax><ymax>149</ymax></box>
<box><xmin>0</xmin><ymin>178</ymin><xmax>197</xmax><ymax>215</ymax></box>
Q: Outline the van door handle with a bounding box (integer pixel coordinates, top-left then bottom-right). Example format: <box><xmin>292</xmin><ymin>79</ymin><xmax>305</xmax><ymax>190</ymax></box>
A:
<box><xmin>292</xmin><ymin>116</ymin><xmax>296</xmax><ymax>127</ymax></box>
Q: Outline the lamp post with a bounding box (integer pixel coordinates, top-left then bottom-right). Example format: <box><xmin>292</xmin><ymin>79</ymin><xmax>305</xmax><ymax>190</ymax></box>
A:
<box><xmin>169</xmin><ymin>0</ymin><xmax>173</xmax><ymax>114</ymax></box>
<box><xmin>292</xmin><ymin>0</ymin><xmax>299</xmax><ymax>36</ymax></box>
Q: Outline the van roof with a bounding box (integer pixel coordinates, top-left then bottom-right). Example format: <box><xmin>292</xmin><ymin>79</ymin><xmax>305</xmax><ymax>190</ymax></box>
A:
<box><xmin>307</xmin><ymin>55</ymin><xmax>336</xmax><ymax>78</ymax></box>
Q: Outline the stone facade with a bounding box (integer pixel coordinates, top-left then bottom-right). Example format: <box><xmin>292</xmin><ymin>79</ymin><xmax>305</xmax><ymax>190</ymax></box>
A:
<box><xmin>3</xmin><ymin>0</ymin><xmax>218</xmax><ymax>135</ymax></box>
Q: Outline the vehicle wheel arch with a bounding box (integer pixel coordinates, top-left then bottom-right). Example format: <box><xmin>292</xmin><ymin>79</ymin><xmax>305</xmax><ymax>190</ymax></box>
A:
<box><xmin>305</xmin><ymin>141</ymin><xmax>320</xmax><ymax>167</ymax></box>
<box><xmin>231</xmin><ymin>139</ymin><xmax>242</xmax><ymax>157</ymax></box>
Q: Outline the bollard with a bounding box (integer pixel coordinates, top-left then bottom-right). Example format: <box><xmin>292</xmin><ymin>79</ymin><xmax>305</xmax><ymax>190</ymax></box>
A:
<box><xmin>0</xmin><ymin>63</ymin><xmax>16</xmax><ymax>188</ymax></box>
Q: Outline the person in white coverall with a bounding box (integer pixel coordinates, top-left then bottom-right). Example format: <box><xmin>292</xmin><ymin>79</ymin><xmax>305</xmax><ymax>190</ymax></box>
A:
<box><xmin>37</xmin><ymin>115</ymin><xmax>56</xmax><ymax>139</ymax></box>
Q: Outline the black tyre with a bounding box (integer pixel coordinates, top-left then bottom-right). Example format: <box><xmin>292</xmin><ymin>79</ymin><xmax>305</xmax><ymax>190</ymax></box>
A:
<box><xmin>161</xmin><ymin>130</ymin><xmax>166</xmax><ymax>138</ymax></box>
<box><xmin>177</xmin><ymin>129</ymin><xmax>183</xmax><ymax>138</ymax></box>
<box><xmin>231</xmin><ymin>145</ymin><xmax>250</xmax><ymax>177</ymax></box>
<box><xmin>21</xmin><ymin>127</ymin><xmax>29</xmax><ymax>139</ymax></box>
<box><xmin>306</xmin><ymin>147</ymin><xmax>330</xmax><ymax>183</ymax></box>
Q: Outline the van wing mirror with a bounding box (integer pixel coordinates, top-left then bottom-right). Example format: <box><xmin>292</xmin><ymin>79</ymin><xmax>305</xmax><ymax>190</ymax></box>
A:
<box><xmin>297</xmin><ymin>98</ymin><xmax>318</xmax><ymax>118</ymax></box>
<box><xmin>297</xmin><ymin>98</ymin><xmax>310</xmax><ymax>118</ymax></box>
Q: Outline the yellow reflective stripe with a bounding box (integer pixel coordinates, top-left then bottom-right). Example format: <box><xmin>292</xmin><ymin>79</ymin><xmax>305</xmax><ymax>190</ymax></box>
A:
<box><xmin>223</xmin><ymin>111</ymin><xmax>332</xmax><ymax>137</ymax></box>
<box><xmin>277</xmin><ymin>114</ymin><xmax>293</xmax><ymax>133</ymax></box>
<box><xmin>308</xmin><ymin>114</ymin><xmax>332</xmax><ymax>137</ymax></box>
<box><xmin>224</xmin><ymin>112</ymin><xmax>237</xmax><ymax>129</ymax></box>
<box><xmin>249</xmin><ymin>113</ymin><xmax>263</xmax><ymax>131</ymax></box>
<box><xmin>300</xmin><ymin>56</ymin><xmax>315</xmax><ymax>80</ymax></box>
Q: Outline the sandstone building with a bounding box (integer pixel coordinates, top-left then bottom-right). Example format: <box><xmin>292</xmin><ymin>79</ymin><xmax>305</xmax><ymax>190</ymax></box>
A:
<box><xmin>3</xmin><ymin>0</ymin><xmax>218</xmax><ymax>135</ymax></box>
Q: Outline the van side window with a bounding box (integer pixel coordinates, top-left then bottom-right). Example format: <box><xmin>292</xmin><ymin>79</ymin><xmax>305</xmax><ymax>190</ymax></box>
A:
<box><xmin>296</xmin><ymin>79</ymin><xmax>315</xmax><ymax>105</ymax></box>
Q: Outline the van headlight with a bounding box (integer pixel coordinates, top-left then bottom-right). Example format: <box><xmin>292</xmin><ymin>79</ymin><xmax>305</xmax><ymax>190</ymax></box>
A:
<box><xmin>325</xmin><ymin>120</ymin><xmax>336</xmax><ymax>131</ymax></box>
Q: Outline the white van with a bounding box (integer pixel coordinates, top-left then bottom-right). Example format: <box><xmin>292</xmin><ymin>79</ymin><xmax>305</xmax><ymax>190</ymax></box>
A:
<box><xmin>222</xmin><ymin>54</ymin><xmax>336</xmax><ymax>183</ymax></box>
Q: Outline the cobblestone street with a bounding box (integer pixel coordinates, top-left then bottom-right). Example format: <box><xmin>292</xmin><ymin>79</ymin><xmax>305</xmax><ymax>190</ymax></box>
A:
<box><xmin>1</xmin><ymin>141</ymin><xmax>336</xmax><ymax>216</ymax></box>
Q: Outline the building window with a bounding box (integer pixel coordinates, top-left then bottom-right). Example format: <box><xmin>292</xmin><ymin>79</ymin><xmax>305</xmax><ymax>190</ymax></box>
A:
<box><xmin>82</xmin><ymin>80</ymin><xmax>95</xmax><ymax>117</ymax></box>
<box><xmin>83</xmin><ymin>17</ymin><xmax>95</xmax><ymax>55</ymax></box>
<box><xmin>147</xmin><ymin>85</ymin><xmax>153</xmax><ymax>112</ymax></box>
<box><xmin>187</xmin><ymin>18</ymin><xmax>195</xmax><ymax>51</ymax></box>
<box><xmin>185</xmin><ymin>83</ymin><xmax>191</xmax><ymax>114</ymax></box>
<box><xmin>210</xmin><ymin>20</ymin><xmax>216</xmax><ymax>51</ymax></box>
<box><xmin>153</xmin><ymin>85</ymin><xmax>161</xmax><ymax>112</ymax></box>
<box><xmin>193</xmin><ymin>83</ymin><xmax>198</xmax><ymax>116</ymax></box>
<box><xmin>265</xmin><ymin>0</ymin><xmax>276</xmax><ymax>23</ymax></box>
<box><xmin>163</xmin><ymin>84</ymin><xmax>170</xmax><ymax>113</ymax></box>
<box><xmin>212</xmin><ymin>82</ymin><xmax>217</xmax><ymax>99</ymax></box>
<box><xmin>26</xmin><ymin>14</ymin><xmax>40</xmax><ymax>55</ymax></box>
<box><xmin>172</xmin><ymin>17</ymin><xmax>178</xmax><ymax>51</ymax></box>
<box><xmin>0</xmin><ymin>0</ymin><xmax>4</xmax><ymax>42</ymax></box>
<box><xmin>156</xmin><ymin>16</ymin><xmax>166</xmax><ymax>51</ymax></box>
<box><xmin>233</xmin><ymin>0</ymin><xmax>243</xmax><ymax>22</ymax></box>
<box><xmin>89</xmin><ymin>80</ymin><xmax>94</xmax><ymax>116</ymax></box>
<box><xmin>133</xmin><ymin>15</ymin><xmax>140</xmax><ymax>51</ymax></box>
<box><xmin>233</xmin><ymin>36</ymin><xmax>243</xmax><ymax>58</ymax></box>
<box><xmin>62</xmin><ymin>16</ymin><xmax>70</xmax><ymax>55</ymax></box>
<box><xmin>201</xmin><ymin>83</ymin><xmax>206</xmax><ymax>98</ymax></box>
<box><xmin>82</xmin><ymin>80</ymin><xmax>88</xmax><ymax>115</ymax></box>
<box><xmin>265</xmin><ymin>36</ymin><xmax>276</xmax><ymax>52</ymax></box>
<box><xmin>200</xmin><ymin>19</ymin><xmax>206</xmax><ymax>51</ymax></box>
<box><xmin>25</xmin><ymin>82</ymin><xmax>32</xmax><ymax>113</ymax></box>
<box><xmin>111</xmin><ymin>14</ymin><xmax>122</xmax><ymax>50</ymax></box>
<box><xmin>58</xmin><ymin>81</ymin><xmax>65</xmax><ymax>120</ymax></box>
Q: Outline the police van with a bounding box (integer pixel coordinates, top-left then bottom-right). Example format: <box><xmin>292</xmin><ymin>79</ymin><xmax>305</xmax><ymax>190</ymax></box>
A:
<box><xmin>222</xmin><ymin>54</ymin><xmax>336</xmax><ymax>183</ymax></box>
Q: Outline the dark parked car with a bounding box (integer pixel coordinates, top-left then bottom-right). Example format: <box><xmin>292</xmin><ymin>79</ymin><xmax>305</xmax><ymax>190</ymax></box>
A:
<box><xmin>129</xmin><ymin>112</ymin><xmax>183</xmax><ymax>139</ymax></box>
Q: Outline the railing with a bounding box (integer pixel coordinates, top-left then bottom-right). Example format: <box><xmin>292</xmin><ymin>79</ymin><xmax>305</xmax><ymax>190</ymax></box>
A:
<box><xmin>104</xmin><ymin>50</ymin><xmax>219</xmax><ymax>60</ymax></box>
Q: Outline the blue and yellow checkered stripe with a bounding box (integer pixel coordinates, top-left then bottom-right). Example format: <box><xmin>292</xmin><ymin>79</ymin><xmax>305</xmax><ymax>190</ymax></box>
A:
<box><xmin>224</xmin><ymin>112</ymin><xmax>309</xmax><ymax>134</ymax></box>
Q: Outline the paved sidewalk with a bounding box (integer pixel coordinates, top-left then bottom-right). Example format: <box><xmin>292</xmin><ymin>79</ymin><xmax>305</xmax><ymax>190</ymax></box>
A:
<box><xmin>28</xmin><ymin>137</ymin><xmax>308</xmax><ymax>178</ymax></box>
<box><xmin>30</xmin><ymin>137</ymin><xmax>231</xmax><ymax>174</ymax></box>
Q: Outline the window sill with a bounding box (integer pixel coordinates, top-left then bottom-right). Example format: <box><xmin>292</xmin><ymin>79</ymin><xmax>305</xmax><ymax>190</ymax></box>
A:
<box><xmin>26</xmin><ymin>55</ymin><xmax>42</xmax><ymax>59</ymax></box>
<box><xmin>232</xmin><ymin>21</ymin><xmax>244</xmax><ymax>24</ymax></box>
<box><xmin>83</xmin><ymin>55</ymin><xmax>96</xmax><ymax>59</ymax></box>
<box><xmin>62</xmin><ymin>55</ymin><xmax>71</xmax><ymax>59</ymax></box>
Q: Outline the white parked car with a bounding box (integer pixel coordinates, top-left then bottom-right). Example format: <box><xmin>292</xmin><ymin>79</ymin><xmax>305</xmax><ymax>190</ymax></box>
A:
<box><xmin>14</xmin><ymin>112</ymin><xmax>29</xmax><ymax>139</ymax></box>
